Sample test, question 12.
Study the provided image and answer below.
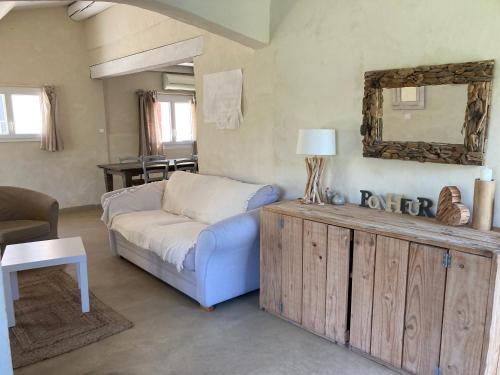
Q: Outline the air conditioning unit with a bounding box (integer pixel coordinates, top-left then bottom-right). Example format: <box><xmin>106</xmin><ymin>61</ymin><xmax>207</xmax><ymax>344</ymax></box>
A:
<box><xmin>68</xmin><ymin>1</ymin><xmax>114</xmax><ymax>21</ymax></box>
<box><xmin>162</xmin><ymin>73</ymin><xmax>196</xmax><ymax>91</ymax></box>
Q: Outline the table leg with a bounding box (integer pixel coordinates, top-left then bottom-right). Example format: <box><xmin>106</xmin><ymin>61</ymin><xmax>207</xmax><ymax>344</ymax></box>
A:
<box><xmin>122</xmin><ymin>172</ymin><xmax>133</xmax><ymax>188</ymax></box>
<box><xmin>78</xmin><ymin>259</ymin><xmax>90</xmax><ymax>313</ymax></box>
<box><xmin>76</xmin><ymin>263</ymin><xmax>81</xmax><ymax>289</ymax></box>
<box><xmin>104</xmin><ymin>171</ymin><xmax>113</xmax><ymax>192</ymax></box>
<box><xmin>3</xmin><ymin>271</ymin><xmax>15</xmax><ymax>327</ymax></box>
<box><xmin>10</xmin><ymin>272</ymin><xmax>19</xmax><ymax>301</ymax></box>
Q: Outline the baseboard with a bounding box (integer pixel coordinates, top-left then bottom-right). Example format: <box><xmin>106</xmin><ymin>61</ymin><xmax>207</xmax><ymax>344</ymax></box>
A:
<box><xmin>59</xmin><ymin>204</ymin><xmax>101</xmax><ymax>213</ymax></box>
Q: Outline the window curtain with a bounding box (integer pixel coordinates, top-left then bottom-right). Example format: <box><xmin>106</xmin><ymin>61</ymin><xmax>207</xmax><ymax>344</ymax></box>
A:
<box><xmin>137</xmin><ymin>90</ymin><xmax>162</xmax><ymax>156</ymax></box>
<box><xmin>40</xmin><ymin>86</ymin><xmax>63</xmax><ymax>152</ymax></box>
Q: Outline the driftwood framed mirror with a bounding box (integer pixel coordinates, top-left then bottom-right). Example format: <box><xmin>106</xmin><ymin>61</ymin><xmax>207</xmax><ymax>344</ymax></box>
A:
<box><xmin>360</xmin><ymin>60</ymin><xmax>494</xmax><ymax>165</ymax></box>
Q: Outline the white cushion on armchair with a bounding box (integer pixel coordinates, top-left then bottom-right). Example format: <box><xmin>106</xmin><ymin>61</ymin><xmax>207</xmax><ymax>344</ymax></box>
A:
<box><xmin>162</xmin><ymin>171</ymin><xmax>266</xmax><ymax>224</ymax></box>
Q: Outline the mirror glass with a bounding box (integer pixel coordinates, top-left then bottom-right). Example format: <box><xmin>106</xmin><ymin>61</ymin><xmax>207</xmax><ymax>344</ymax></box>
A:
<box><xmin>382</xmin><ymin>84</ymin><xmax>468</xmax><ymax>144</ymax></box>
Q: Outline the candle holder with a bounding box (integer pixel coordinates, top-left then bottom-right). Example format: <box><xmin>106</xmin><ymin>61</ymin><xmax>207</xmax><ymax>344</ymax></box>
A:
<box><xmin>472</xmin><ymin>178</ymin><xmax>496</xmax><ymax>231</ymax></box>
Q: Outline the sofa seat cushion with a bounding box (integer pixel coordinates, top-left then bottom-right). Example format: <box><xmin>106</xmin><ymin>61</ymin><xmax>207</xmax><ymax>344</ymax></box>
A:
<box><xmin>162</xmin><ymin>171</ymin><xmax>267</xmax><ymax>224</ymax></box>
<box><xmin>0</xmin><ymin>220</ymin><xmax>50</xmax><ymax>245</ymax></box>
<box><xmin>111</xmin><ymin>210</ymin><xmax>205</xmax><ymax>271</ymax></box>
<box><xmin>147</xmin><ymin>221</ymin><xmax>208</xmax><ymax>271</ymax></box>
<box><xmin>111</xmin><ymin>210</ymin><xmax>191</xmax><ymax>249</ymax></box>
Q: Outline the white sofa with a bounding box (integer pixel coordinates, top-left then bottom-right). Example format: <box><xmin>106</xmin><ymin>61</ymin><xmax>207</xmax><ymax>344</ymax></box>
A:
<box><xmin>101</xmin><ymin>172</ymin><xmax>279</xmax><ymax>309</ymax></box>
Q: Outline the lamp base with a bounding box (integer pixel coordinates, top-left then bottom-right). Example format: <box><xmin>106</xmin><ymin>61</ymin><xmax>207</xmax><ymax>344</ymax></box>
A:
<box><xmin>302</xmin><ymin>156</ymin><xmax>326</xmax><ymax>205</ymax></box>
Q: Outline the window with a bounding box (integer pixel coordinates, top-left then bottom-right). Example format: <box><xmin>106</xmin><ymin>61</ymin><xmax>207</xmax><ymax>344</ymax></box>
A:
<box><xmin>158</xmin><ymin>94</ymin><xmax>194</xmax><ymax>144</ymax></box>
<box><xmin>0</xmin><ymin>87</ymin><xmax>43</xmax><ymax>141</ymax></box>
<box><xmin>392</xmin><ymin>87</ymin><xmax>425</xmax><ymax>110</ymax></box>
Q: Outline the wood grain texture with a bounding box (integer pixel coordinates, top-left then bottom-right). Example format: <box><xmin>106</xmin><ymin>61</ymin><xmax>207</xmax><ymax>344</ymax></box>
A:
<box><xmin>325</xmin><ymin>225</ymin><xmax>351</xmax><ymax>344</ymax></box>
<box><xmin>302</xmin><ymin>220</ymin><xmax>328</xmax><ymax>335</ymax></box>
<box><xmin>360</xmin><ymin>60</ymin><xmax>494</xmax><ymax>166</ymax></box>
<box><xmin>350</xmin><ymin>231</ymin><xmax>377</xmax><ymax>353</ymax></box>
<box><xmin>264</xmin><ymin>201</ymin><xmax>499</xmax><ymax>256</ymax></box>
<box><xmin>480</xmin><ymin>256</ymin><xmax>500</xmax><ymax>375</ymax></box>
<box><xmin>371</xmin><ymin>236</ymin><xmax>410</xmax><ymax>368</ymax></box>
<box><xmin>440</xmin><ymin>250</ymin><xmax>491</xmax><ymax>375</ymax></box>
<box><xmin>260</xmin><ymin>211</ymin><xmax>282</xmax><ymax>315</ymax></box>
<box><xmin>402</xmin><ymin>243</ymin><xmax>447</xmax><ymax>375</ymax></box>
<box><xmin>281</xmin><ymin>215</ymin><xmax>303</xmax><ymax>323</ymax></box>
<box><xmin>436</xmin><ymin>186</ymin><xmax>470</xmax><ymax>226</ymax></box>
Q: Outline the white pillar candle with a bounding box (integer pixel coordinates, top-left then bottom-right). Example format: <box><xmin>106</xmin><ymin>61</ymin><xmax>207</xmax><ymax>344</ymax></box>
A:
<box><xmin>480</xmin><ymin>166</ymin><xmax>493</xmax><ymax>182</ymax></box>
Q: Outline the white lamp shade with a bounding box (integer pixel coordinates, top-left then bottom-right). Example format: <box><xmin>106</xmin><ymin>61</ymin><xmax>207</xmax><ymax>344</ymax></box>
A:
<box><xmin>296</xmin><ymin>129</ymin><xmax>336</xmax><ymax>156</ymax></box>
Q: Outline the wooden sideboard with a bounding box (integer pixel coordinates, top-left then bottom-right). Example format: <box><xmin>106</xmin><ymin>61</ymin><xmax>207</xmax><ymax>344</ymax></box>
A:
<box><xmin>260</xmin><ymin>200</ymin><xmax>500</xmax><ymax>375</ymax></box>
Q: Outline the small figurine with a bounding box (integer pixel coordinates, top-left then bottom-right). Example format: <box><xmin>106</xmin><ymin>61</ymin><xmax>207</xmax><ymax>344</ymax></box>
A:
<box><xmin>332</xmin><ymin>192</ymin><xmax>345</xmax><ymax>205</ymax></box>
<box><xmin>325</xmin><ymin>188</ymin><xmax>335</xmax><ymax>204</ymax></box>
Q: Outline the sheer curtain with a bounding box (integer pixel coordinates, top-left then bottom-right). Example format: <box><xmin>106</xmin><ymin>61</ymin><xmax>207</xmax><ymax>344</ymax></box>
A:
<box><xmin>40</xmin><ymin>86</ymin><xmax>63</xmax><ymax>152</ymax></box>
<box><xmin>137</xmin><ymin>90</ymin><xmax>162</xmax><ymax>156</ymax></box>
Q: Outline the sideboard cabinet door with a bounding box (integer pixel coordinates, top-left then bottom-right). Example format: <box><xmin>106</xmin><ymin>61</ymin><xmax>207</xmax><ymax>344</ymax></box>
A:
<box><xmin>371</xmin><ymin>235</ymin><xmax>410</xmax><ymax>368</ymax></box>
<box><xmin>325</xmin><ymin>225</ymin><xmax>351</xmax><ymax>344</ymax></box>
<box><xmin>260</xmin><ymin>211</ymin><xmax>282</xmax><ymax>315</ymax></box>
<box><xmin>350</xmin><ymin>230</ymin><xmax>377</xmax><ymax>353</ymax></box>
<box><xmin>402</xmin><ymin>243</ymin><xmax>447</xmax><ymax>375</ymax></box>
<box><xmin>439</xmin><ymin>250</ymin><xmax>491</xmax><ymax>375</ymax></box>
<box><xmin>260</xmin><ymin>211</ymin><xmax>303</xmax><ymax>323</ymax></box>
<box><xmin>302</xmin><ymin>220</ymin><xmax>328</xmax><ymax>335</ymax></box>
<box><xmin>281</xmin><ymin>215</ymin><xmax>304</xmax><ymax>323</ymax></box>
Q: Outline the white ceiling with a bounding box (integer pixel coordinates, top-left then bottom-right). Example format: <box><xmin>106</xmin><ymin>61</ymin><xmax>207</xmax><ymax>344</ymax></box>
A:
<box><xmin>13</xmin><ymin>1</ymin><xmax>72</xmax><ymax>8</ymax></box>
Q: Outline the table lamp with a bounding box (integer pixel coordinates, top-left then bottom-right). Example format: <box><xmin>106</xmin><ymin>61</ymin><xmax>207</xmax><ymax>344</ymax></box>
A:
<box><xmin>296</xmin><ymin>129</ymin><xmax>336</xmax><ymax>204</ymax></box>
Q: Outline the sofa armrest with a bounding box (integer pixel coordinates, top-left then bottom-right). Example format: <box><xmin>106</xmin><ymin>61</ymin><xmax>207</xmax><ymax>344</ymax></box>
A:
<box><xmin>101</xmin><ymin>181</ymin><xmax>165</xmax><ymax>227</ymax></box>
<box><xmin>195</xmin><ymin>209</ymin><xmax>261</xmax><ymax>307</ymax></box>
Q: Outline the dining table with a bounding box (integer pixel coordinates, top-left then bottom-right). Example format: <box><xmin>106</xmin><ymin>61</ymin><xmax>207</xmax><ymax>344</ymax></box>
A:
<box><xmin>97</xmin><ymin>158</ymin><xmax>193</xmax><ymax>192</ymax></box>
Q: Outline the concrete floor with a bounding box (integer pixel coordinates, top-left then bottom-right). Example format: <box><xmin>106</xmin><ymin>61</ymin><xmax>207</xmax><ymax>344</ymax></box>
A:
<box><xmin>15</xmin><ymin>207</ymin><xmax>395</xmax><ymax>375</ymax></box>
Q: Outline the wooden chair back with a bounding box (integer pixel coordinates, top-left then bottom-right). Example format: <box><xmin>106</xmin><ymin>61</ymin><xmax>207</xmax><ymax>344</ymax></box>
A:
<box><xmin>142</xmin><ymin>155</ymin><xmax>169</xmax><ymax>183</ymax></box>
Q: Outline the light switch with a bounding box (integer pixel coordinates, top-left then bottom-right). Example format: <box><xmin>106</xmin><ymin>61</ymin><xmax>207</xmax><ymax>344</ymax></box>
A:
<box><xmin>98</xmin><ymin>129</ymin><xmax>105</xmax><ymax>134</ymax></box>
<box><xmin>404</xmin><ymin>113</ymin><xmax>412</xmax><ymax>120</ymax></box>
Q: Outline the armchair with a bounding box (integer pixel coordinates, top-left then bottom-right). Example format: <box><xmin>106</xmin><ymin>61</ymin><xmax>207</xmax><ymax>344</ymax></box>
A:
<box><xmin>0</xmin><ymin>187</ymin><xmax>59</xmax><ymax>254</ymax></box>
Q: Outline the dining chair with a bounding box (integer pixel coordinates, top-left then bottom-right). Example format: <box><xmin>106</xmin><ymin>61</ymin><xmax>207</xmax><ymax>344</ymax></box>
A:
<box><xmin>142</xmin><ymin>155</ymin><xmax>170</xmax><ymax>183</ymax></box>
<box><xmin>174</xmin><ymin>158</ymin><xmax>198</xmax><ymax>173</ymax></box>
<box><xmin>119</xmin><ymin>156</ymin><xmax>144</xmax><ymax>185</ymax></box>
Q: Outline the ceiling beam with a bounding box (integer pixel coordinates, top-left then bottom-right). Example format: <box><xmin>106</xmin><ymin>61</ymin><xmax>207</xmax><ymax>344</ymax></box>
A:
<box><xmin>89</xmin><ymin>36</ymin><xmax>203</xmax><ymax>79</ymax></box>
<box><xmin>115</xmin><ymin>0</ymin><xmax>270</xmax><ymax>48</ymax></box>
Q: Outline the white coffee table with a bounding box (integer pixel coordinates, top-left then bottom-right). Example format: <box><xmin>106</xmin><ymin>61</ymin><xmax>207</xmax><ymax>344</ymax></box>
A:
<box><xmin>1</xmin><ymin>237</ymin><xmax>89</xmax><ymax>327</ymax></box>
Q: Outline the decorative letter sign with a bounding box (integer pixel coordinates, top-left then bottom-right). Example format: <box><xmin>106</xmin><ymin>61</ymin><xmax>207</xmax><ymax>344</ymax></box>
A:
<box><xmin>359</xmin><ymin>190</ymin><xmax>434</xmax><ymax>218</ymax></box>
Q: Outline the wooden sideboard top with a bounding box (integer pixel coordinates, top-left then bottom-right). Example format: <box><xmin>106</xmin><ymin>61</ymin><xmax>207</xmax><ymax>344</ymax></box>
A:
<box><xmin>263</xmin><ymin>200</ymin><xmax>500</xmax><ymax>257</ymax></box>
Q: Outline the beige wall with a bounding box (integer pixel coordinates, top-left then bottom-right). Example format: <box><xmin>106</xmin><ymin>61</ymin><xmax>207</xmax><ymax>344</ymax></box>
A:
<box><xmin>102</xmin><ymin>71</ymin><xmax>194</xmax><ymax>188</ymax></box>
<box><xmin>103</xmin><ymin>72</ymin><xmax>162</xmax><ymax>162</ymax></box>
<box><xmin>84</xmin><ymin>5</ymin><xmax>271</xmax><ymax>185</ymax></box>
<box><xmin>0</xmin><ymin>8</ymin><xmax>108</xmax><ymax>207</ymax></box>
<box><xmin>269</xmin><ymin>0</ymin><xmax>500</xmax><ymax>225</ymax></box>
<box><xmin>85</xmin><ymin>1</ymin><xmax>500</xmax><ymax>225</ymax></box>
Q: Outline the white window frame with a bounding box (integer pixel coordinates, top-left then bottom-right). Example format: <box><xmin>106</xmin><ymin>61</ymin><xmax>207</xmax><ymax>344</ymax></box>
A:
<box><xmin>392</xmin><ymin>87</ymin><xmax>425</xmax><ymax>110</ymax></box>
<box><xmin>158</xmin><ymin>94</ymin><xmax>195</xmax><ymax>145</ymax></box>
<box><xmin>0</xmin><ymin>87</ymin><xmax>43</xmax><ymax>142</ymax></box>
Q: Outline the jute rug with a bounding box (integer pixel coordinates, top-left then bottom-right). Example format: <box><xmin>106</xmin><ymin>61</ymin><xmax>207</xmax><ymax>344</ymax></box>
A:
<box><xmin>9</xmin><ymin>266</ymin><xmax>133</xmax><ymax>369</ymax></box>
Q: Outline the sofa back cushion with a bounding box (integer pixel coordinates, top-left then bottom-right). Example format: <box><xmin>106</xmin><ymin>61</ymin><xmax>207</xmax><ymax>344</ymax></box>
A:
<box><xmin>162</xmin><ymin>172</ymin><xmax>270</xmax><ymax>224</ymax></box>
